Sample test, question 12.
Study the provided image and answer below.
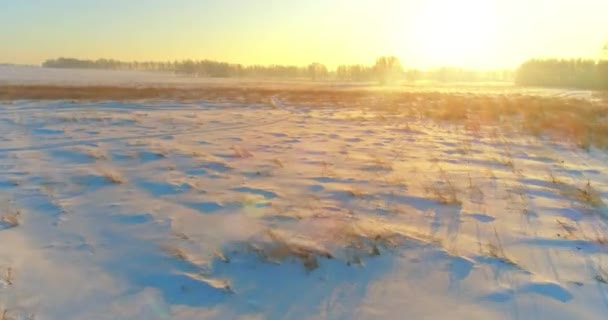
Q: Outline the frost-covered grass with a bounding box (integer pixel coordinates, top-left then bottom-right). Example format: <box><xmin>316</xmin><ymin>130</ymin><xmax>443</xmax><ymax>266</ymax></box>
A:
<box><xmin>0</xmin><ymin>88</ymin><xmax>607</xmax><ymax>319</ymax></box>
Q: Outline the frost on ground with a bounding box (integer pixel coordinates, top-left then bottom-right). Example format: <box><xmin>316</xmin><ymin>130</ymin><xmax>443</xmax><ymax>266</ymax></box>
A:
<box><xmin>0</xmin><ymin>91</ymin><xmax>607</xmax><ymax>320</ymax></box>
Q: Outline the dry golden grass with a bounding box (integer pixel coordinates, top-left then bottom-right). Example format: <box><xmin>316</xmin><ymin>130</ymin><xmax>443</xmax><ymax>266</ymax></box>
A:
<box><xmin>286</xmin><ymin>89</ymin><xmax>608</xmax><ymax>150</ymax></box>
<box><xmin>3</xmin><ymin>85</ymin><xmax>607</xmax><ymax>150</ymax></box>
<box><xmin>425</xmin><ymin>168</ymin><xmax>461</xmax><ymax>205</ymax></box>
<box><xmin>515</xmin><ymin>98</ymin><xmax>608</xmax><ymax>149</ymax></box>
<box><xmin>0</xmin><ymin>85</ymin><xmax>280</xmax><ymax>103</ymax></box>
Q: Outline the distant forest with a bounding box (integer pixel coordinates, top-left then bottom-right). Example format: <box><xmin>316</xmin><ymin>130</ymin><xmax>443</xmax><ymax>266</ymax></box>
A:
<box><xmin>516</xmin><ymin>59</ymin><xmax>608</xmax><ymax>90</ymax></box>
<box><xmin>41</xmin><ymin>56</ymin><xmax>608</xmax><ymax>89</ymax></box>
<box><xmin>41</xmin><ymin>57</ymin><xmax>512</xmax><ymax>84</ymax></box>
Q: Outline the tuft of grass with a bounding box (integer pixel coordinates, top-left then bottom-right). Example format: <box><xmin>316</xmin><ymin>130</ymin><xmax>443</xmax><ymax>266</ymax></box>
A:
<box><xmin>594</xmin><ymin>266</ymin><xmax>608</xmax><ymax>284</ymax></box>
<box><xmin>370</xmin><ymin>156</ymin><xmax>393</xmax><ymax>171</ymax></box>
<box><xmin>272</xmin><ymin>158</ymin><xmax>284</xmax><ymax>168</ymax></box>
<box><xmin>426</xmin><ymin>168</ymin><xmax>461</xmax><ymax>205</ymax></box>
<box><xmin>40</xmin><ymin>181</ymin><xmax>56</xmax><ymax>199</ymax></box>
<box><xmin>3</xmin><ymin>85</ymin><xmax>608</xmax><ymax>151</ymax></box>
<box><xmin>99</xmin><ymin>168</ymin><xmax>125</xmax><ymax>184</ymax></box>
<box><xmin>79</xmin><ymin>146</ymin><xmax>108</xmax><ymax>161</ymax></box>
<box><xmin>163</xmin><ymin>246</ymin><xmax>189</xmax><ymax>262</ymax></box>
<box><xmin>486</xmin><ymin>228</ymin><xmax>518</xmax><ymax>266</ymax></box>
<box><xmin>594</xmin><ymin>235</ymin><xmax>608</xmax><ymax>246</ymax></box>
<box><xmin>499</xmin><ymin>157</ymin><xmax>515</xmax><ymax>170</ymax></box>
<box><xmin>338</xmin><ymin>220</ymin><xmax>420</xmax><ymax>266</ymax></box>
<box><xmin>346</xmin><ymin>187</ymin><xmax>366</xmax><ymax>198</ymax></box>
<box><xmin>432</xmin><ymin>95</ymin><xmax>470</xmax><ymax>121</ymax></box>
<box><xmin>556</xmin><ymin>219</ymin><xmax>577</xmax><ymax>239</ymax></box>
<box><xmin>344</xmin><ymin>232</ymin><xmax>397</xmax><ymax>263</ymax></box>
<box><xmin>469</xmin><ymin>185</ymin><xmax>485</xmax><ymax>204</ymax></box>
<box><xmin>213</xmin><ymin>248</ymin><xmax>230</xmax><ymax>263</ymax></box>
<box><xmin>548</xmin><ymin>169</ymin><xmax>564</xmax><ymax>185</ymax></box>
<box><xmin>231</xmin><ymin>146</ymin><xmax>253</xmax><ymax>158</ymax></box>
<box><xmin>555</xmin><ymin>179</ymin><xmax>605</xmax><ymax>210</ymax></box>
<box><xmin>185</xmin><ymin>273</ymin><xmax>234</xmax><ymax>293</ymax></box>
<box><xmin>0</xmin><ymin>266</ymin><xmax>14</xmax><ymax>288</ymax></box>
<box><xmin>0</xmin><ymin>206</ymin><xmax>21</xmax><ymax>229</ymax></box>
<box><xmin>251</xmin><ymin>229</ymin><xmax>333</xmax><ymax>272</ymax></box>
<box><xmin>0</xmin><ymin>307</ymin><xmax>31</xmax><ymax>320</ymax></box>
<box><xmin>588</xmin><ymin>228</ymin><xmax>608</xmax><ymax>246</ymax></box>
<box><xmin>320</xmin><ymin>160</ymin><xmax>333</xmax><ymax>177</ymax></box>
<box><xmin>2</xmin><ymin>267</ymin><xmax>13</xmax><ymax>286</ymax></box>
<box><xmin>173</xmin><ymin>231</ymin><xmax>190</xmax><ymax>241</ymax></box>
<box><xmin>188</xmin><ymin>149</ymin><xmax>207</xmax><ymax>159</ymax></box>
<box><xmin>6</xmin><ymin>179</ymin><xmax>20</xmax><ymax>187</ymax></box>
<box><xmin>575</xmin><ymin>180</ymin><xmax>605</xmax><ymax>208</ymax></box>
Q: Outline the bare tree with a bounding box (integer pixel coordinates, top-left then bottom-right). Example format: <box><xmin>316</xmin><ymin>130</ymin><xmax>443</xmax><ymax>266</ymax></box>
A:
<box><xmin>373</xmin><ymin>56</ymin><xmax>403</xmax><ymax>85</ymax></box>
<box><xmin>405</xmin><ymin>69</ymin><xmax>421</xmax><ymax>82</ymax></box>
<box><xmin>308</xmin><ymin>62</ymin><xmax>328</xmax><ymax>81</ymax></box>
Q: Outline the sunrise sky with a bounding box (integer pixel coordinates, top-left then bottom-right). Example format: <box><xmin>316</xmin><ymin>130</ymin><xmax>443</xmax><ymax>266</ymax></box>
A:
<box><xmin>1</xmin><ymin>0</ymin><xmax>607</xmax><ymax>69</ymax></box>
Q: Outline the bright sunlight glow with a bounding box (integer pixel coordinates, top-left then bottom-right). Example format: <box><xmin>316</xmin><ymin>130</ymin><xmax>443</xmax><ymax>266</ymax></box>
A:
<box><xmin>1</xmin><ymin>0</ymin><xmax>608</xmax><ymax>68</ymax></box>
<box><xmin>401</xmin><ymin>0</ymin><xmax>500</xmax><ymax>68</ymax></box>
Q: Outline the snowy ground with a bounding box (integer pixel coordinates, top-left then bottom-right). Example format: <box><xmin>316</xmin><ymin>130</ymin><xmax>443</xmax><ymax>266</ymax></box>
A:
<box><xmin>0</xmin><ymin>89</ymin><xmax>608</xmax><ymax>319</ymax></box>
<box><xmin>0</xmin><ymin>66</ymin><xmax>338</xmax><ymax>89</ymax></box>
<box><xmin>0</xmin><ymin>65</ymin><xmax>600</xmax><ymax>99</ymax></box>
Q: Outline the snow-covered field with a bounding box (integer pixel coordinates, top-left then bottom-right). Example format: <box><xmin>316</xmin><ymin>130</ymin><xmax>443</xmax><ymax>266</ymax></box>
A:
<box><xmin>0</xmin><ymin>65</ymin><xmax>600</xmax><ymax>99</ymax></box>
<box><xmin>0</xmin><ymin>70</ymin><xmax>608</xmax><ymax>319</ymax></box>
<box><xmin>0</xmin><ymin>66</ymin><xmax>326</xmax><ymax>89</ymax></box>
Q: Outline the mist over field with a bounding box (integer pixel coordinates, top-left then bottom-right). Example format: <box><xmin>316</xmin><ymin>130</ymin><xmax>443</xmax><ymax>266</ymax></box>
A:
<box><xmin>1</xmin><ymin>1</ymin><xmax>608</xmax><ymax>319</ymax></box>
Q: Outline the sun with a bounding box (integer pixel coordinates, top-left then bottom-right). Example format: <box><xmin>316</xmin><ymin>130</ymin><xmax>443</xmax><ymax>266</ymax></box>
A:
<box><xmin>403</xmin><ymin>0</ymin><xmax>501</xmax><ymax>68</ymax></box>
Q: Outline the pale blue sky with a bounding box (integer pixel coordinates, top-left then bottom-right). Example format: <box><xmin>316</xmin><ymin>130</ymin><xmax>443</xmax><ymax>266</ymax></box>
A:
<box><xmin>1</xmin><ymin>0</ymin><xmax>607</xmax><ymax>68</ymax></box>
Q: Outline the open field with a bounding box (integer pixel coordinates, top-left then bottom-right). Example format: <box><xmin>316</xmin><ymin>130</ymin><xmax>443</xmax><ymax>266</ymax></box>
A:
<box><xmin>0</xmin><ymin>81</ymin><xmax>608</xmax><ymax>319</ymax></box>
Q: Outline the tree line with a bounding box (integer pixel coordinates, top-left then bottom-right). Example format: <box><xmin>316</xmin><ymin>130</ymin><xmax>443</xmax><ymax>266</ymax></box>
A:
<box><xmin>515</xmin><ymin>59</ymin><xmax>608</xmax><ymax>90</ymax></box>
<box><xmin>42</xmin><ymin>56</ymin><xmax>511</xmax><ymax>84</ymax></box>
<box><xmin>43</xmin><ymin>57</ymin><xmax>309</xmax><ymax>78</ymax></box>
<box><xmin>42</xmin><ymin>57</ymin><xmax>401</xmax><ymax>82</ymax></box>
